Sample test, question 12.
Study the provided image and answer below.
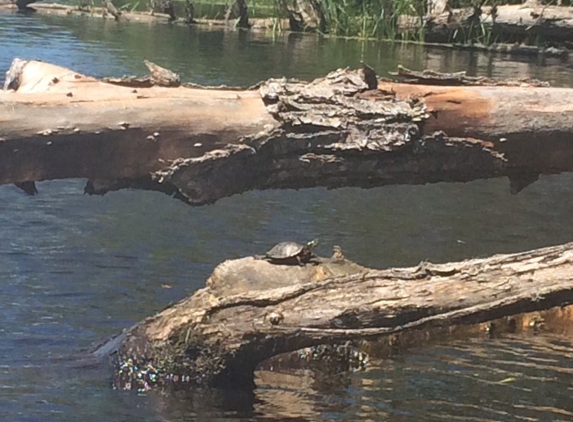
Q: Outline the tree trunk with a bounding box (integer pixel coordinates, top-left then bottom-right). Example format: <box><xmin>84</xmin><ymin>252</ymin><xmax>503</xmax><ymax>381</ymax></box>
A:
<box><xmin>110</xmin><ymin>240</ymin><xmax>573</xmax><ymax>389</ymax></box>
<box><xmin>425</xmin><ymin>4</ymin><xmax>573</xmax><ymax>45</ymax></box>
<box><xmin>1</xmin><ymin>59</ymin><xmax>573</xmax><ymax>202</ymax></box>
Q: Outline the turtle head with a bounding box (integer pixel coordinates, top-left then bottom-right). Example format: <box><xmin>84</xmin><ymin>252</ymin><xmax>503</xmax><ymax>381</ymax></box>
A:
<box><xmin>306</xmin><ymin>239</ymin><xmax>319</xmax><ymax>249</ymax></box>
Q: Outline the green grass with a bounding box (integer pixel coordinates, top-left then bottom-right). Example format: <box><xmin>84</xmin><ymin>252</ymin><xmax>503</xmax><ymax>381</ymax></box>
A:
<box><xmin>94</xmin><ymin>0</ymin><xmax>513</xmax><ymax>44</ymax></box>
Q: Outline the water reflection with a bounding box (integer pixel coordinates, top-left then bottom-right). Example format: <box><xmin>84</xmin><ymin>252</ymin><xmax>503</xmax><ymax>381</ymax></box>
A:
<box><xmin>1</xmin><ymin>12</ymin><xmax>572</xmax><ymax>86</ymax></box>
<box><xmin>101</xmin><ymin>334</ymin><xmax>573</xmax><ymax>422</ymax></box>
<box><xmin>2</xmin><ymin>10</ymin><xmax>573</xmax><ymax>422</ymax></box>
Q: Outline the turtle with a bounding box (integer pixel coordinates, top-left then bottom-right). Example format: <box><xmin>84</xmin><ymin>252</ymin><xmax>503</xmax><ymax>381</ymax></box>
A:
<box><xmin>259</xmin><ymin>239</ymin><xmax>318</xmax><ymax>266</ymax></box>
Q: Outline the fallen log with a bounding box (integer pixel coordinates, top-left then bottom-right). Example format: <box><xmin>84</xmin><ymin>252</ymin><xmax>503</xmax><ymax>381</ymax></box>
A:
<box><xmin>3</xmin><ymin>1</ymin><xmax>573</xmax><ymax>53</ymax></box>
<box><xmin>0</xmin><ymin>2</ymin><xmax>288</xmax><ymax>30</ymax></box>
<box><xmin>425</xmin><ymin>4</ymin><xmax>573</xmax><ymax>46</ymax></box>
<box><xmin>110</xmin><ymin>240</ymin><xmax>573</xmax><ymax>389</ymax></box>
<box><xmin>2</xmin><ymin>59</ymin><xmax>573</xmax><ymax>202</ymax></box>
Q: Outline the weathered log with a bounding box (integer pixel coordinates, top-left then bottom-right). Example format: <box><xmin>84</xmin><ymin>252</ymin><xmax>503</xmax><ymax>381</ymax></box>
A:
<box><xmin>3</xmin><ymin>1</ymin><xmax>573</xmax><ymax>53</ymax></box>
<box><xmin>391</xmin><ymin>64</ymin><xmax>550</xmax><ymax>87</ymax></box>
<box><xmin>111</xmin><ymin>240</ymin><xmax>573</xmax><ymax>389</ymax></box>
<box><xmin>277</xmin><ymin>0</ymin><xmax>325</xmax><ymax>32</ymax></box>
<box><xmin>425</xmin><ymin>4</ymin><xmax>573</xmax><ymax>45</ymax></box>
<box><xmin>102</xmin><ymin>0</ymin><xmax>120</xmax><ymax>21</ymax></box>
<box><xmin>0</xmin><ymin>2</ymin><xmax>287</xmax><ymax>29</ymax></box>
<box><xmin>2</xmin><ymin>59</ymin><xmax>573</xmax><ymax>203</ymax></box>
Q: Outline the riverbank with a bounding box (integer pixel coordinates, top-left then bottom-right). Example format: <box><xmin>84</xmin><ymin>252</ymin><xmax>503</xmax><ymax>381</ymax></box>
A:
<box><xmin>3</xmin><ymin>11</ymin><xmax>573</xmax><ymax>421</ymax></box>
<box><xmin>0</xmin><ymin>2</ymin><xmax>570</xmax><ymax>59</ymax></box>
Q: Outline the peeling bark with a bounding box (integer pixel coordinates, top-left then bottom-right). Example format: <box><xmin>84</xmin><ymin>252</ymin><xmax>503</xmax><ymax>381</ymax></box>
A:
<box><xmin>110</xmin><ymin>241</ymin><xmax>573</xmax><ymax>389</ymax></box>
<box><xmin>1</xmin><ymin>59</ymin><xmax>573</xmax><ymax>203</ymax></box>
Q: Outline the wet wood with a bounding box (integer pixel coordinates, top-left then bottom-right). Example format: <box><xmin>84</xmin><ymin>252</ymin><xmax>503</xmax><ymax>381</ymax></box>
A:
<box><xmin>112</xmin><ymin>240</ymin><xmax>573</xmax><ymax>388</ymax></box>
<box><xmin>2</xmin><ymin>59</ymin><xmax>573</xmax><ymax>201</ymax></box>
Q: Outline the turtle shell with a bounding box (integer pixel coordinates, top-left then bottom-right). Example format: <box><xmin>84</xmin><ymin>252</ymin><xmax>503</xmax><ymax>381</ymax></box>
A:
<box><xmin>265</xmin><ymin>242</ymin><xmax>305</xmax><ymax>260</ymax></box>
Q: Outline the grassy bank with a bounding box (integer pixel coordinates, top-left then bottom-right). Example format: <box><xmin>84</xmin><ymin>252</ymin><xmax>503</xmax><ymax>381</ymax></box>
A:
<box><xmin>91</xmin><ymin>0</ymin><xmax>565</xmax><ymax>45</ymax></box>
<box><xmin>182</xmin><ymin>0</ymin><xmax>482</xmax><ymax>42</ymax></box>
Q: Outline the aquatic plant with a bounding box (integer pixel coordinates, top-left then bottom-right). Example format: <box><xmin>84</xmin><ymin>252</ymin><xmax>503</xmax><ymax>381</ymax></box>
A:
<box><xmin>273</xmin><ymin>0</ymin><xmax>427</xmax><ymax>41</ymax></box>
<box><xmin>182</xmin><ymin>0</ymin><xmax>507</xmax><ymax>44</ymax></box>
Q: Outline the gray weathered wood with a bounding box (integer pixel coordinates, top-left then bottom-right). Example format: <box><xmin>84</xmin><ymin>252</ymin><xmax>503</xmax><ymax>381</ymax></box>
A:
<box><xmin>113</xmin><ymin>241</ymin><xmax>573</xmax><ymax>389</ymax></box>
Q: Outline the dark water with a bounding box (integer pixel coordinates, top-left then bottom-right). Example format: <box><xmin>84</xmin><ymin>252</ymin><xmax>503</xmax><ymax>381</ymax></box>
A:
<box><xmin>2</xmin><ymin>12</ymin><xmax>573</xmax><ymax>421</ymax></box>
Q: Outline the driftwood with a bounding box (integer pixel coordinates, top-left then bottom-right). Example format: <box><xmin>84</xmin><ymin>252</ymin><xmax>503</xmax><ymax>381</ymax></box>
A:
<box><xmin>102</xmin><ymin>0</ymin><xmax>120</xmax><ymax>21</ymax></box>
<box><xmin>0</xmin><ymin>1</ymin><xmax>282</xmax><ymax>29</ymax></box>
<box><xmin>107</xmin><ymin>240</ymin><xmax>573</xmax><ymax>389</ymax></box>
<box><xmin>425</xmin><ymin>4</ymin><xmax>573</xmax><ymax>46</ymax></box>
<box><xmin>2</xmin><ymin>58</ymin><xmax>573</xmax><ymax>202</ymax></box>
<box><xmin>3</xmin><ymin>1</ymin><xmax>573</xmax><ymax>53</ymax></box>
<box><xmin>2</xmin><ymin>61</ymin><xmax>573</xmax><ymax>389</ymax></box>
<box><xmin>391</xmin><ymin>65</ymin><xmax>550</xmax><ymax>87</ymax></box>
<box><xmin>101</xmin><ymin>60</ymin><xmax>180</xmax><ymax>88</ymax></box>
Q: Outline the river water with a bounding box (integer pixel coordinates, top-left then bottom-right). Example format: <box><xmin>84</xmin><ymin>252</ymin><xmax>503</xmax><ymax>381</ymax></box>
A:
<box><xmin>2</xmin><ymin>11</ymin><xmax>573</xmax><ymax>422</ymax></box>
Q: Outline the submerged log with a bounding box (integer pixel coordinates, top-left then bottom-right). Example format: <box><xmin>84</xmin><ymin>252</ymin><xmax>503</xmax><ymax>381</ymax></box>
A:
<box><xmin>110</xmin><ymin>240</ymin><xmax>573</xmax><ymax>389</ymax></box>
<box><xmin>2</xmin><ymin>59</ymin><xmax>573</xmax><ymax>202</ymax></box>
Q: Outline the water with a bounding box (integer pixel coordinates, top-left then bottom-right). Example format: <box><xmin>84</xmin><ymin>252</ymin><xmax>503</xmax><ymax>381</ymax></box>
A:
<box><xmin>1</xmin><ymin>11</ymin><xmax>573</xmax><ymax>421</ymax></box>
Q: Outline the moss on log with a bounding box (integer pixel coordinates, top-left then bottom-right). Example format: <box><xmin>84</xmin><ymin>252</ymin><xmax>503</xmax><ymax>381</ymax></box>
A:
<box><xmin>109</xmin><ymin>241</ymin><xmax>573</xmax><ymax>389</ymax></box>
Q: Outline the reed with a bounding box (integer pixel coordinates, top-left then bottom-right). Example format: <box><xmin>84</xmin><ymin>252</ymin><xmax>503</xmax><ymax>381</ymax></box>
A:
<box><xmin>317</xmin><ymin>0</ymin><xmax>426</xmax><ymax>40</ymax></box>
<box><xmin>154</xmin><ymin>0</ymin><xmax>502</xmax><ymax>44</ymax></box>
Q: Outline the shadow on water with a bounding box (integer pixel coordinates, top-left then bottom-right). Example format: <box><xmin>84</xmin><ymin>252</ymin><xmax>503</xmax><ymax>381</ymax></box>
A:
<box><xmin>3</xmin><ymin>10</ymin><xmax>573</xmax><ymax>422</ymax></box>
<box><xmin>65</xmin><ymin>332</ymin><xmax>573</xmax><ymax>422</ymax></box>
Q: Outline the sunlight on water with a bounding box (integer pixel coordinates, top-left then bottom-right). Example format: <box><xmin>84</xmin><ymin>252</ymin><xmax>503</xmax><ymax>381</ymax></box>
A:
<box><xmin>2</xmin><ymin>10</ymin><xmax>573</xmax><ymax>422</ymax></box>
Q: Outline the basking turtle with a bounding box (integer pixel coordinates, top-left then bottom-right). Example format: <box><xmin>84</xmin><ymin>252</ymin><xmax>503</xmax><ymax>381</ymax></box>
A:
<box><xmin>259</xmin><ymin>239</ymin><xmax>318</xmax><ymax>266</ymax></box>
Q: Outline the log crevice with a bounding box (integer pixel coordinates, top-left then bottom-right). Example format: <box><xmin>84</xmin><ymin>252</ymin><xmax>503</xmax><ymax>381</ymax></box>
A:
<box><xmin>104</xmin><ymin>241</ymin><xmax>573</xmax><ymax>390</ymax></box>
<box><xmin>2</xmin><ymin>59</ymin><xmax>572</xmax><ymax>202</ymax></box>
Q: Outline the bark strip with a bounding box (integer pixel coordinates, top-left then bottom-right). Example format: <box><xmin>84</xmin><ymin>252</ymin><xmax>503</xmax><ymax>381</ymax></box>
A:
<box><xmin>2</xmin><ymin>59</ymin><xmax>573</xmax><ymax>202</ymax></box>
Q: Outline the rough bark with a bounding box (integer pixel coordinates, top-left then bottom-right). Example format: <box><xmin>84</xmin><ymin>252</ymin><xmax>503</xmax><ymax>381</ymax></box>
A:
<box><xmin>110</xmin><ymin>241</ymin><xmax>573</xmax><ymax>389</ymax></box>
<box><xmin>425</xmin><ymin>4</ymin><xmax>573</xmax><ymax>46</ymax></box>
<box><xmin>3</xmin><ymin>59</ymin><xmax>573</xmax><ymax>203</ymax></box>
<box><xmin>224</xmin><ymin>0</ymin><xmax>250</xmax><ymax>28</ymax></box>
<box><xmin>277</xmin><ymin>0</ymin><xmax>325</xmax><ymax>32</ymax></box>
